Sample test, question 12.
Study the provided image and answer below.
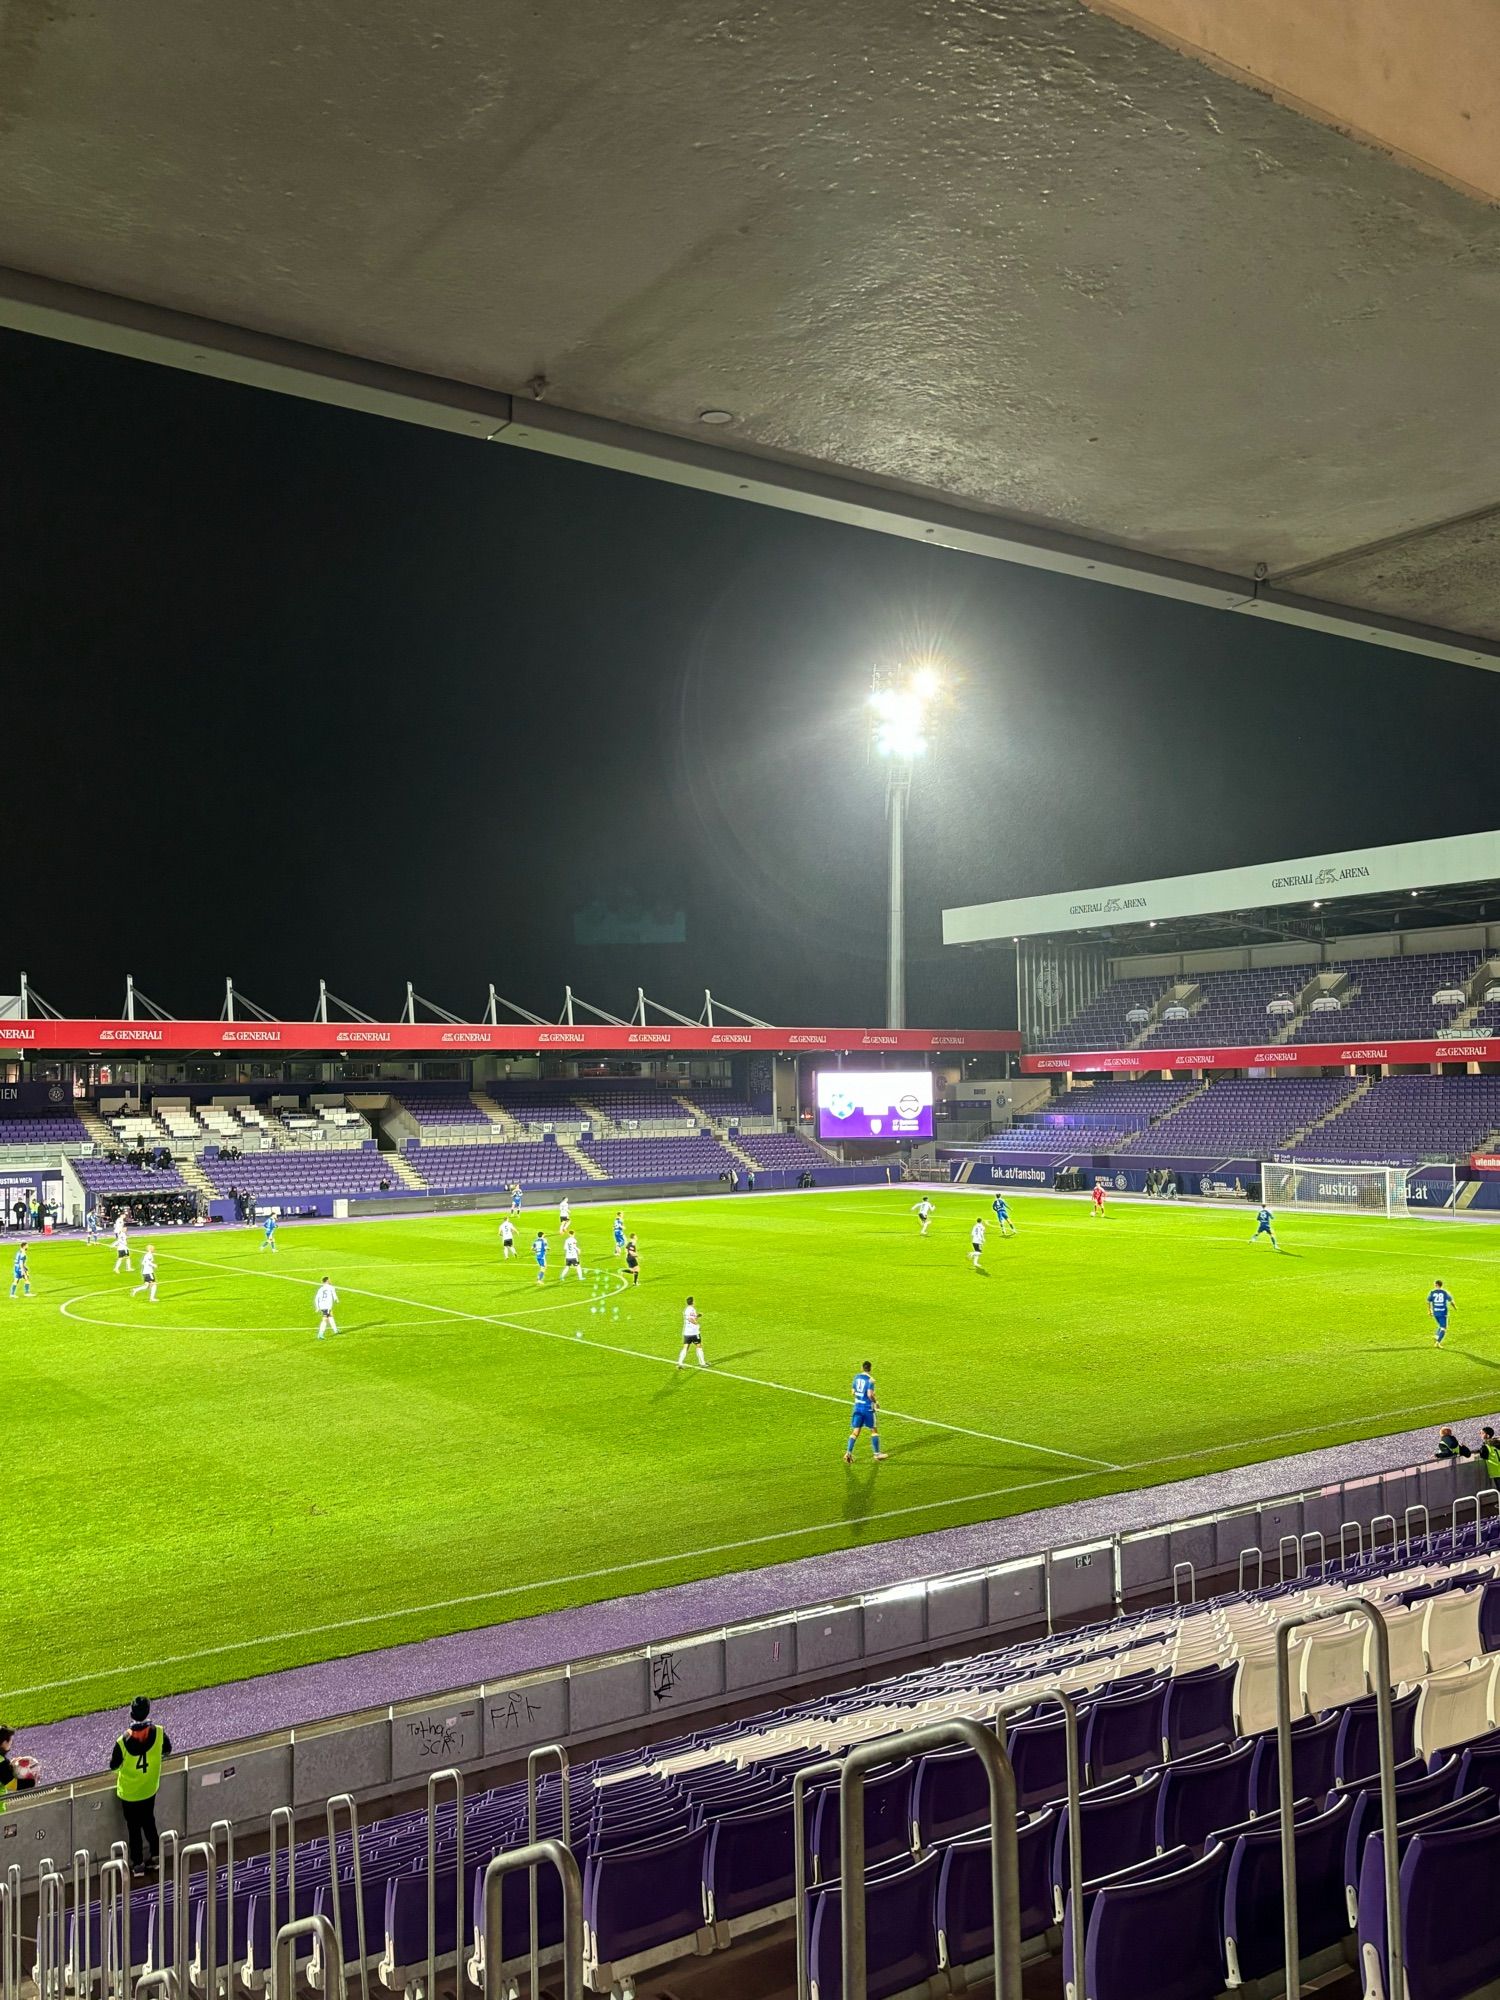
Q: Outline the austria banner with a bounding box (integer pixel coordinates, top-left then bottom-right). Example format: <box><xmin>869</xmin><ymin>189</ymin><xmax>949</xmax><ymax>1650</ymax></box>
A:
<box><xmin>1023</xmin><ymin>1037</ymin><xmax>1499</xmax><ymax>1075</ymax></box>
<box><xmin>0</xmin><ymin>1020</ymin><xmax>1020</xmax><ymax>1058</ymax></box>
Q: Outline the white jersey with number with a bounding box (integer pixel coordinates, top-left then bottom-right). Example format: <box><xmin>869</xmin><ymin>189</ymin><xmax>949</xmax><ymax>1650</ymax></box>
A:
<box><xmin>500</xmin><ymin>1220</ymin><xmax>514</xmax><ymax>1243</ymax></box>
<box><xmin>315</xmin><ymin>1282</ymin><xmax>338</xmax><ymax>1315</ymax></box>
<box><xmin>564</xmin><ymin>1235</ymin><xmax>581</xmax><ymax>1264</ymax></box>
<box><xmin>971</xmin><ymin>1223</ymin><xmax>986</xmax><ymax>1249</ymax></box>
<box><xmin>141</xmin><ymin>1250</ymin><xmax>156</xmax><ymax>1279</ymax></box>
<box><xmin>682</xmin><ymin>1304</ymin><xmax>701</xmax><ymax>1340</ymax></box>
<box><xmin>114</xmin><ymin>1223</ymin><xmax>129</xmax><ymax>1249</ymax></box>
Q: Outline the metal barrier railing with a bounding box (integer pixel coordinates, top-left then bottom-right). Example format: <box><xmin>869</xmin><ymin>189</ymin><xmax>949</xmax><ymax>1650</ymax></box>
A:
<box><xmin>994</xmin><ymin>1689</ymin><xmax>1084</xmax><ymax>2000</ymax></box>
<box><xmin>839</xmin><ymin>1719</ymin><xmax>1020</xmax><ymax>2000</ymax></box>
<box><xmin>1299</xmin><ymin>1530</ymin><xmax>1326</xmax><ymax>1579</ymax></box>
<box><xmin>1370</xmin><ymin>1513</ymin><xmax>1398</xmax><ymax>1559</ymax></box>
<box><xmin>99</xmin><ymin>1855</ymin><xmax>132</xmax><ymax>2000</ymax></box>
<box><xmin>0</xmin><ymin>1874</ymin><xmax>13</xmax><ymax>2000</ymax></box>
<box><xmin>324</xmin><ymin>1795</ymin><xmax>368</xmax><ymax>2000</ymax></box>
<box><xmin>480</xmin><ymin>1844</ymin><xmax>582</xmax><ymax>2000</ymax></box>
<box><xmin>266</xmin><ymin>1807</ymin><xmax>296</xmax><ymax>2000</ymax></box>
<box><xmin>3</xmin><ymin>1866</ymin><xmax>18</xmax><ymax>2000</ymax></box>
<box><xmin>1277</xmin><ymin>1535</ymin><xmax>1301</xmax><ymax>1585</ymax></box>
<box><xmin>1404</xmin><ymin>1503</ymin><xmax>1431</xmax><ymax>1555</ymax></box>
<box><xmin>207</xmin><ymin>1819</ymin><xmax>235</xmax><ymax>2000</ymax></box>
<box><xmin>1339</xmin><ymin>1519</ymin><xmax>1364</xmax><ymax>1568</ymax></box>
<box><xmin>70</xmin><ymin>1847</ymin><xmax>94</xmax><ymax>2000</ymax></box>
<box><xmin>1237</xmin><ymin>1546</ymin><xmax>1263</xmax><ymax>1592</ymax></box>
<box><xmin>274</xmin><ymin>1918</ymin><xmax>343</xmax><ymax>2000</ymax></box>
<box><xmin>1171</xmin><ymin>1561</ymin><xmax>1195</xmax><ymax>1604</ymax></box>
<box><xmin>525</xmin><ymin>1746</ymin><xmax>571</xmax><ymax>2000</ymax></box>
<box><xmin>426</xmin><ymin>1767</ymin><xmax>464</xmax><ymax>2000</ymax></box>
<box><xmin>1275</xmin><ymin>1601</ymin><xmax>1400</xmax><ymax>2000</ymax></box>
<box><xmin>36</xmin><ymin>1860</ymin><xmax>64</xmax><ymax>2000</ymax></box>
<box><xmin>1454</xmin><ymin>1484</ymin><xmax>1500</xmax><ymax>1541</ymax></box>
<box><xmin>792</xmin><ymin>1756</ymin><xmax>843</xmax><ymax>2000</ymax></box>
<box><xmin>178</xmin><ymin>1841</ymin><xmax>214</xmax><ymax>2000</ymax></box>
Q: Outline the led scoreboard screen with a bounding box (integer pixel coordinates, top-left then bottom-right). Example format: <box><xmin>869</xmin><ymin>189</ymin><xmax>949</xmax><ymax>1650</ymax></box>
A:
<box><xmin>815</xmin><ymin>1070</ymin><xmax>934</xmax><ymax>1141</ymax></box>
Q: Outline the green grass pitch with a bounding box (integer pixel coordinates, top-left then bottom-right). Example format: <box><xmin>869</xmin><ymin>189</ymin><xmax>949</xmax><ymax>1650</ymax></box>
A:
<box><xmin>6</xmin><ymin>1189</ymin><xmax>1496</xmax><ymax>1724</ymax></box>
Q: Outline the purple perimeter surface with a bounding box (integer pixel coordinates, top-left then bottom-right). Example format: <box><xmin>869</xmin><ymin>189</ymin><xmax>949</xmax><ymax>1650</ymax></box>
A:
<box><xmin>25</xmin><ymin>1406</ymin><xmax>1498</xmax><ymax>1786</ymax></box>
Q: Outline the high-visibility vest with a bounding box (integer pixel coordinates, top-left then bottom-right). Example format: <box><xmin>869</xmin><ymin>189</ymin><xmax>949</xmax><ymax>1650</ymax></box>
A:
<box><xmin>115</xmin><ymin>1731</ymin><xmax>164</xmax><ymax>1801</ymax></box>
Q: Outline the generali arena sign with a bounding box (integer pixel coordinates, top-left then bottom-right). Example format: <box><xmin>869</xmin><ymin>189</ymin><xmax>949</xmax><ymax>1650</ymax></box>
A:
<box><xmin>1023</xmin><ymin>1037</ymin><xmax>1498</xmax><ymax>1075</ymax></box>
<box><xmin>0</xmin><ymin>1020</ymin><xmax>1019</xmax><ymax>1057</ymax></box>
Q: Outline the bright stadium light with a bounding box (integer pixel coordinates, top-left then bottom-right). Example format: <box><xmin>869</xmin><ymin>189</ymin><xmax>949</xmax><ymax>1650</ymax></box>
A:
<box><xmin>868</xmin><ymin>662</ymin><xmax>946</xmax><ymax>1029</ymax></box>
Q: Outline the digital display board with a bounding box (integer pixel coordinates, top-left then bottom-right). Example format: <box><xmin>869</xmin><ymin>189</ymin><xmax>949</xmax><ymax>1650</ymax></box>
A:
<box><xmin>815</xmin><ymin>1069</ymin><xmax>934</xmax><ymax>1141</ymax></box>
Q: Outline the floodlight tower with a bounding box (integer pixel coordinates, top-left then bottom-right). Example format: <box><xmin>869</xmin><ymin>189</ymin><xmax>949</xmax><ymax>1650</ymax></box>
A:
<box><xmin>868</xmin><ymin>663</ymin><xmax>941</xmax><ymax>1029</ymax></box>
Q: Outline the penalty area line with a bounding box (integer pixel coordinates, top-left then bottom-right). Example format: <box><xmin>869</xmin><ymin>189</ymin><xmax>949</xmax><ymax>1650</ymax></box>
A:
<box><xmin>157</xmin><ymin>1250</ymin><xmax>1112</xmax><ymax>1472</ymax></box>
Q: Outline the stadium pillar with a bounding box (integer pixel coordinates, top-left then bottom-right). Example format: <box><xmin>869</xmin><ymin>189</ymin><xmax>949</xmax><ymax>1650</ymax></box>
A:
<box><xmin>886</xmin><ymin>761</ymin><xmax>909</xmax><ymax>1029</ymax></box>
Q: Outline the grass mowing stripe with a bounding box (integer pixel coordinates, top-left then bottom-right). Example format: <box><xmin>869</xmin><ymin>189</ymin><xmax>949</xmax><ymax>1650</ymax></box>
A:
<box><xmin>160</xmin><ymin>1248</ymin><xmax>1111</xmax><ymax>1469</ymax></box>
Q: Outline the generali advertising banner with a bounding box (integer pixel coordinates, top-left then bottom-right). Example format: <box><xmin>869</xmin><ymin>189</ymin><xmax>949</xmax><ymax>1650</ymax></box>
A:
<box><xmin>1024</xmin><ymin>1037</ymin><xmax>1500</xmax><ymax>1075</ymax></box>
<box><xmin>0</xmin><ymin>1020</ymin><xmax>1019</xmax><ymax>1057</ymax></box>
<box><xmin>944</xmin><ymin>828</ymin><xmax>1500</xmax><ymax>945</ymax></box>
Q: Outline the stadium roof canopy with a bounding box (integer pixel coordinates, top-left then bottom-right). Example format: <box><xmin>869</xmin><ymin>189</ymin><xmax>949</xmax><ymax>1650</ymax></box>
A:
<box><xmin>943</xmin><ymin>829</ymin><xmax>1500</xmax><ymax>955</ymax></box>
<box><xmin>4</xmin><ymin>3</ymin><xmax>1500</xmax><ymax>667</ymax></box>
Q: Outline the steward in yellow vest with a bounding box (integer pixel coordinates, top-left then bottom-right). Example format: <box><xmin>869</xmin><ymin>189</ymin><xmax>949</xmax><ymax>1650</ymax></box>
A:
<box><xmin>109</xmin><ymin>1698</ymin><xmax>173</xmax><ymax>1875</ymax></box>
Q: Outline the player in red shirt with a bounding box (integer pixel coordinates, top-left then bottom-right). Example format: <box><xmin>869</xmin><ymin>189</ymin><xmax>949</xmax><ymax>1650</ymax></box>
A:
<box><xmin>1091</xmin><ymin>1181</ymin><xmax>1107</xmax><ymax>1216</ymax></box>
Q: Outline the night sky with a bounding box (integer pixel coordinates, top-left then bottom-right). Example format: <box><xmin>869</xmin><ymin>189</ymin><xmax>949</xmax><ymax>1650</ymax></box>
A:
<box><xmin>7</xmin><ymin>325</ymin><xmax>1500</xmax><ymax>1030</ymax></box>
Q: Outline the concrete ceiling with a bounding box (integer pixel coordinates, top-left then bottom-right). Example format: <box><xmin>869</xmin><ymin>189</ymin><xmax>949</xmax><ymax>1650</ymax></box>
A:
<box><xmin>5</xmin><ymin>0</ymin><xmax>1500</xmax><ymax>662</ymax></box>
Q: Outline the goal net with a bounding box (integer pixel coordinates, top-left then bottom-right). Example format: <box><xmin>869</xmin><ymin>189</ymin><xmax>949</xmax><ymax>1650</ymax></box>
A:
<box><xmin>1260</xmin><ymin>1161</ymin><xmax>1410</xmax><ymax>1217</ymax></box>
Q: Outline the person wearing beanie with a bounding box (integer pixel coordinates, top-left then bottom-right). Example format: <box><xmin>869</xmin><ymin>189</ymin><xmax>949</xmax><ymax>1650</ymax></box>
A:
<box><xmin>108</xmin><ymin>1697</ymin><xmax>172</xmax><ymax>1874</ymax></box>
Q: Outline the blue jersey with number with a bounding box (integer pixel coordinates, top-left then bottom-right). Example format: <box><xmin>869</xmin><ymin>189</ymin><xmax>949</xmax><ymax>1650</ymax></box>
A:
<box><xmin>614</xmin><ymin>1220</ymin><xmax>625</xmax><ymax>1244</ymax></box>
<box><xmin>1429</xmin><ymin>1287</ymin><xmax>1454</xmax><ymax>1320</ymax></box>
<box><xmin>263</xmin><ymin>1215</ymin><xmax>276</xmax><ymax>1236</ymax></box>
<box><xmin>1256</xmin><ymin>1208</ymin><xmax>1273</xmax><ymax>1231</ymax></box>
<box><xmin>12</xmin><ymin>1250</ymin><xmax>25</xmax><ymax>1279</ymax></box>
<box><xmin>534</xmin><ymin>1239</ymin><xmax>548</xmax><ymax>1266</ymax></box>
<box><xmin>850</xmin><ymin>1370</ymin><xmax>876</xmax><ymax>1430</ymax></box>
<box><xmin>992</xmin><ymin>1197</ymin><xmax>1008</xmax><ymax>1219</ymax></box>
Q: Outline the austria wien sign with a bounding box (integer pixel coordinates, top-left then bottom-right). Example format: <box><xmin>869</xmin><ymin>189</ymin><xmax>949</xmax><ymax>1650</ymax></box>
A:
<box><xmin>0</xmin><ymin>1021</ymin><xmax>1019</xmax><ymax>1057</ymax></box>
<box><xmin>1023</xmin><ymin>1037</ymin><xmax>1499</xmax><ymax>1075</ymax></box>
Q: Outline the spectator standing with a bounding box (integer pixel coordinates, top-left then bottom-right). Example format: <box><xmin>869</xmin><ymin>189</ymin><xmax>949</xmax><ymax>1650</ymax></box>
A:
<box><xmin>1478</xmin><ymin>1426</ymin><xmax>1500</xmax><ymax>1488</ymax></box>
<box><xmin>110</xmin><ymin>1697</ymin><xmax>172</xmax><ymax>1875</ymax></box>
<box><xmin>1436</xmin><ymin>1426</ymin><xmax>1471</xmax><ymax>1461</ymax></box>
<box><xmin>0</xmin><ymin>1726</ymin><xmax>37</xmax><ymax>1810</ymax></box>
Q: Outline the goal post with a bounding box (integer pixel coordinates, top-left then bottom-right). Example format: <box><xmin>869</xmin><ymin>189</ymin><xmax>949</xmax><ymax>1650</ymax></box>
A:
<box><xmin>1260</xmin><ymin>1161</ymin><xmax>1411</xmax><ymax>1217</ymax></box>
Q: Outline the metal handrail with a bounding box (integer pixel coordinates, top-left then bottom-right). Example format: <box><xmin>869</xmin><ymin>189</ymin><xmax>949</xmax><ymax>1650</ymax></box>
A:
<box><xmin>1403</xmin><ymin>1503</ymin><xmax>1431</xmax><ymax>1556</ymax></box>
<box><xmin>274</xmin><ymin>1918</ymin><xmax>342</xmax><ymax>2000</ymax></box>
<box><xmin>0</xmin><ymin>1876</ymin><xmax>11</xmax><ymax>2000</ymax></box>
<box><xmin>481</xmin><ymin>1844</ymin><xmax>582</xmax><ymax>2000</ymax></box>
<box><xmin>99</xmin><ymin>1856</ymin><xmax>132</xmax><ymax>2000</ymax></box>
<box><xmin>994</xmin><ymin>1688</ymin><xmax>1085</xmax><ymax>2000</ymax></box>
<box><xmin>207</xmin><ymin>1820</ymin><xmax>235</xmax><ymax>2000</ymax></box>
<box><xmin>1339</xmin><ymin>1520</ymin><xmax>1364</xmax><ymax>1568</ymax></box>
<box><xmin>1370</xmin><ymin>1513</ymin><xmax>1398</xmax><ymax>1559</ymax></box>
<box><xmin>178</xmin><ymin>1841</ymin><xmax>214</xmax><ymax>2000</ymax></box>
<box><xmin>1277</xmin><ymin>1535</ymin><xmax>1302</xmax><ymax>1585</ymax></box>
<box><xmin>1454</xmin><ymin>1484</ymin><xmax>1500</xmax><ymax>1542</ymax></box>
<box><xmin>840</xmin><ymin>1718</ymin><xmax>1020</xmax><ymax>2000</ymax></box>
<box><xmin>323</xmin><ymin>1796</ymin><xmax>368</xmax><ymax>2000</ymax></box>
<box><xmin>36</xmin><ymin>1861</ymin><xmax>64</xmax><ymax>2000</ymax></box>
<box><xmin>1171</xmin><ymin>1561</ymin><xmax>1195</xmax><ymax>1605</ymax></box>
<box><xmin>71</xmin><ymin>1848</ymin><xmax>94</xmax><ymax>2000</ymax></box>
<box><xmin>266</xmin><ymin>1807</ymin><xmax>296</xmax><ymax>2000</ymax></box>
<box><xmin>5</xmin><ymin>1866</ymin><xmax>21</xmax><ymax>2000</ymax></box>
<box><xmin>526</xmin><ymin>1747</ymin><xmax>571</xmax><ymax>2000</ymax></box>
<box><xmin>155</xmin><ymin>1829</ymin><xmax>180</xmax><ymax>1992</ymax></box>
<box><xmin>1275</xmin><ymin>1601</ymin><xmax>1400</xmax><ymax>2000</ymax></box>
<box><xmin>1299</xmin><ymin>1530</ymin><xmax>1326</xmax><ymax>1579</ymax></box>
<box><xmin>792</xmin><ymin>1757</ymin><xmax>843</xmax><ymax>2000</ymax></box>
<box><xmin>1237</xmin><ymin>1547</ymin><xmax>1264</xmax><ymax>1592</ymax></box>
<box><xmin>426</xmin><ymin>1768</ymin><xmax>463</xmax><ymax>2000</ymax></box>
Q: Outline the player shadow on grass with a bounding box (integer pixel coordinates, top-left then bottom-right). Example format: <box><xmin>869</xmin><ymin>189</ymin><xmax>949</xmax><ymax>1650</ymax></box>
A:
<box><xmin>1357</xmin><ymin>1344</ymin><xmax>1500</xmax><ymax>1370</ymax></box>
<box><xmin>842</xmin><ymin>1464</ymin><xmax>880</xmax><ymax>1533</ymax></box>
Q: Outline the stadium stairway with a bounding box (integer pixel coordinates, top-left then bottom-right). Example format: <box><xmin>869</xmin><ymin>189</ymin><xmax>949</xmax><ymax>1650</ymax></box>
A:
<box><xmin>1287</xmin><ymin>1075</ymin><xmax>1370</xmax><ymax>1148</ymax></box>
<box><xmin>560</xmin><ymin>1135</ymin><xmax>607</xmax><ymax>1180</ymax></box>
<box><xmin>174</xmin><ymin>1153</ymin><xmax>217</xmax><ymax>1206</ymax></box>
<box><xmin>469</xmin><ymin>1089</ymin><xmax>521</xmax><ymax>1136</ymax></box>
<box><xmin>385</xmin><ymin>1149</ymin><xmax>427</xmax><ymax>1191</ymax></box>
<box><xmin>77</xmin><ymin>1104</ymin><xmax>116</xmax><ymax>1151</ymax></box>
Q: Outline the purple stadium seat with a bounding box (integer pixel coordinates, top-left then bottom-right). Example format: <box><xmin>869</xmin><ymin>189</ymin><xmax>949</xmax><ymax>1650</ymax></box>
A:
<box><xmin>1356</xmin><ymin>1797</ymin><xmax>1499</xmax><ymax>1999</ymax></box>
<box><xmin>583</xmin><ymin>1825</ymin><xmax>712</xmax><ymax>1985</ymax></box>
<box><xmin>1081</xmin><ymin>1843</ymin><xmax>1229</xmax><ymax>2000</ymax></box>
<box><xmin>936</xmin><ymin>1806</ymin><xmax>1059</xmax><ymax>1969</ymax></box>
<box><xmin>810</xmin><ymin>1760</ymin><xmax>914</xmax><ymax>1881</ymax></box>
<box><xmin>1332</xmin><ymin>1689</ymin><xmax>1419</xmax><ymax>1785</ymax></box>
<box><xmin>1454</xmin><ymin>1729</ymin><xmax>1500</xmax><ymax>1797</ymax></box>
<box><xmin>1479</xmin><ymin>1577</ymin><xmax>1500</xmax><ymax>1652</ymax></box>
<box><xmin>1007</xmin><ymin>1713</ymin><xmax>1074</xmax><ymax>1811</ymax></box>
<box><xmin>908</xmin><ymin>1745</ymin><xmax>995</xmax><ymax>1848</ymax></box>
<box><xmin>806</xmin><ymin>1851</ymin><xmax>940</xmax><ymax>2000</ymax></box>
<box><xmin>1051</xmin><ymin>1772</ymin><xmax>1162</xmax><ymax>1915</ymax></box>
<box><xmin>1248</xmin><ymin>1711</ymin><xmax>1342</xmax><ymax>1814</ymax></box>
<box><xmin>1218</xmin><ymin>1791</ymin><xmax>1352</xmax><ymax>1986</ymax></box>
<box><xmin>1154</xmin><ymin>1741</ymin><xmax>1255</xmax><ymax>1856</ymax></box>
<box><xmin>1160</xmin><ymin>1663</ymin><xmax>1238</xmax><ymax>1763</ymax></box>
<box><xmin>703</xmin><ymin>1801</ymin><xmax>796</xmax><ymax>1930</ymax></box>
<box><xmin>1342</xmin><ymin>1758</ymin><xmax>1462</xmax><ymax>1918</ymax></box>
<box><xmin>1389</xmin><ymin>1812</ymin><xmax>1500</xmax><ymax>2000</ymax></box>
<box><xmin>1083</xmin><ymin>1680</ymin><xmax>1169</xmax><ymax>1785</ymax></box>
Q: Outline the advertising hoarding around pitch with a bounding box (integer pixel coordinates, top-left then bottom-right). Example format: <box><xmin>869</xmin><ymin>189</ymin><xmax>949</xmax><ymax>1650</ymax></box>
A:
<box><xmin>816</xmin><ymin>1070</ymin><xmax>934</xmax><ymax>1140</ymax></box>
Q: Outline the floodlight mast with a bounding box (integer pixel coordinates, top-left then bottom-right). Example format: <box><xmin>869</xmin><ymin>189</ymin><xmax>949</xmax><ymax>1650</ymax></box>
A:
<box><xmin>868</xmin><ymin>664</ymin><xmax>939</xmax><ymax>1029</ymax></box>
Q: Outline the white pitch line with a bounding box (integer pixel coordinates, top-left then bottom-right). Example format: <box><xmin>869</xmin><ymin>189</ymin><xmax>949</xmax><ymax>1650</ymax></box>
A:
<box><xmin>156</xmin><ymin>1250</ymin><xmax>1117</xmax><ymax>1470</ymax></box>
<box><xmin>0</xmin><ymin>1462</ymin><xmax>1097</xmax><ymax>1701</ymax></box>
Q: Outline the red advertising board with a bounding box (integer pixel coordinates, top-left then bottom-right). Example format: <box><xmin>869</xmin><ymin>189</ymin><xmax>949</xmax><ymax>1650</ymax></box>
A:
<box><xmin>1022</xmin><ymin>1036</ymin><xmax>1499</xmax><ymax>1075</ymax></box>
<box><xmin>0</xmin><ymin>1019</ymin><xmax>1019</xmax><ymax>1058</ymax></box>
<box><xmin>1472</xmin><ymin>1154</ymin><xmax>1500</xmax><ymax>1173</ymax></box>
